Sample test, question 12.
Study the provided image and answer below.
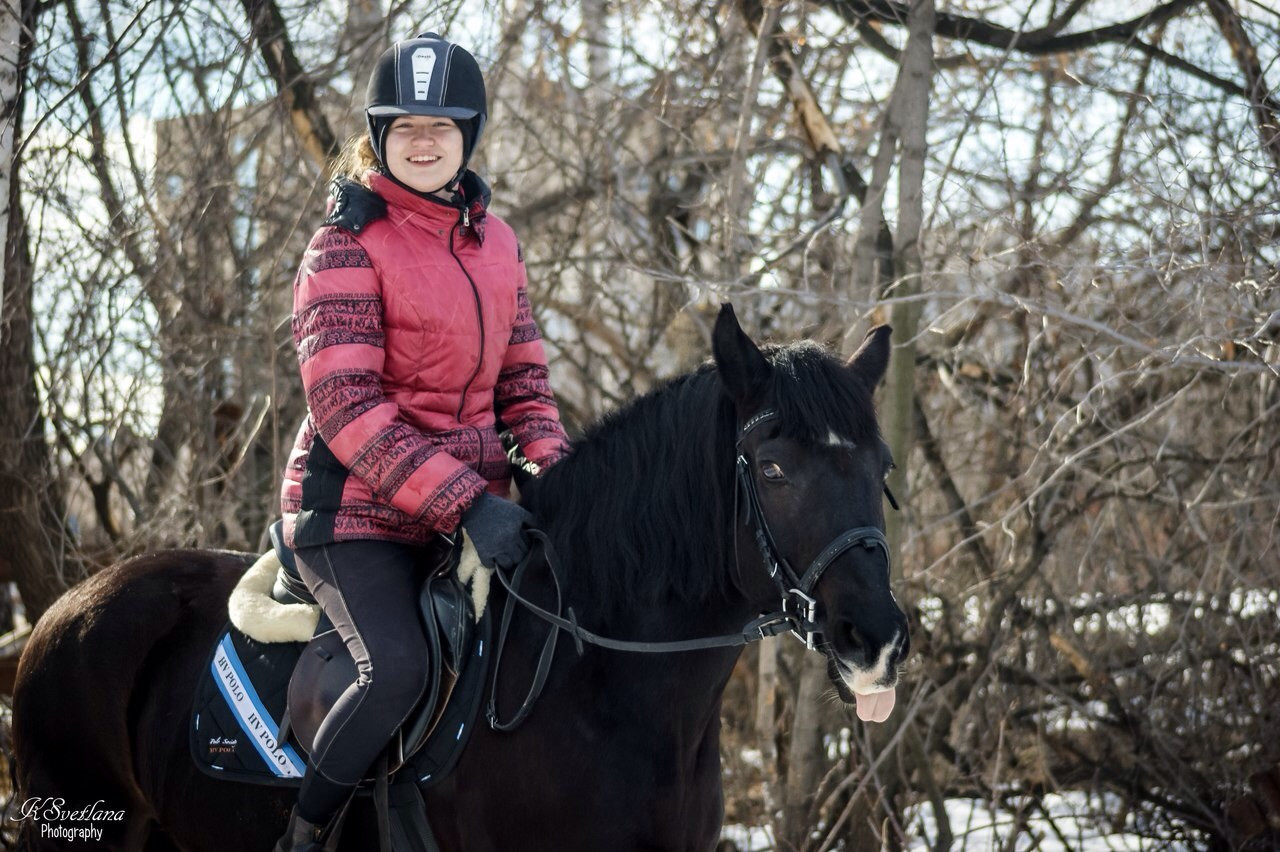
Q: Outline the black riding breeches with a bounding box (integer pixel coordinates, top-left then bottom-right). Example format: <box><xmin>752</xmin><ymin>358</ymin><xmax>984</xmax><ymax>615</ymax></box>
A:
<box><xmin>292</xmin><ymin>538</ymin><xmax>435</xmax><ymax>814</ymax></box>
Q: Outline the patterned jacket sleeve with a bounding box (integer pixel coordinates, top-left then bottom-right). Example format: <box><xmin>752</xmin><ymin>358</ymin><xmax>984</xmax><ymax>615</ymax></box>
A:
<box><xmin>494</xmin><ymin>258</ymin><xmax>572</xmax><ymax>469</ymax></box>
<box><xmin>293</xmin><ymin>226</ymin><xmax>487</xmax><ymax>531</ymax></box>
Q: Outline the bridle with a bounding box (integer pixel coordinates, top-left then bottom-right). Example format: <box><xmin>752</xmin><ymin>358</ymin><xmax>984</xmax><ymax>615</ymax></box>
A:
<box><xmin>485</xmin><ymin>407</ymin><xmax>898</xmax><ymax>730</ymax></box>
<box><xmin>733</xmin><ymin>408</ymin><xmax>893</xmax><ymax>650</ymax></box>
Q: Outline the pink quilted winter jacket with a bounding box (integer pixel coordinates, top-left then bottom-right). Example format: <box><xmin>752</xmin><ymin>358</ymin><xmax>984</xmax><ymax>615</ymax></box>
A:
<box><xmin>280</xmin><ymin>170</ymin><xmax>570</xmax><ymax>548</ymax></box>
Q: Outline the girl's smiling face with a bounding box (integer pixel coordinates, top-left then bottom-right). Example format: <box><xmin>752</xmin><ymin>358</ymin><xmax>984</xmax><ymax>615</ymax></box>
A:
<box><xmin>383</xmin><ymin>115</ymin><xmax>463</xmax><ymax>195</ymax></box>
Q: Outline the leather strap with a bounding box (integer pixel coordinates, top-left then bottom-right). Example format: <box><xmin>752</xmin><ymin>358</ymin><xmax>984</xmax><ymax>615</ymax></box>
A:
<box><xmin>486</xmin><ymin>535</ymin><xmax>562</xmax><ymax>732</ymax></box>
<box><xmin>375</xmin><ymin>752</ymin><xmax>392</xmax><ymax>852</ymax></box>
<box><xmin>388</xmin><ymin>778</ymin><xmax>442</xmax><ymax>852</ymax></box>
<box><xmin>797</xmin><ymin>526</ymin><xmax>889</xmax><ymax>593</ymax></box>
<box><xmin>493</xmin><ymin>558</ymin><xmax>797</xmax><ymax>653</ymax></box>
<box><xmin>494</xmin><ymin>531</ymin><xmax>799</xmax><ymax>655</ymax></box>
<box><xmin>484</xmin><ymin>530</ymin><xmax>802</xmax><ymax>733</ymax></box>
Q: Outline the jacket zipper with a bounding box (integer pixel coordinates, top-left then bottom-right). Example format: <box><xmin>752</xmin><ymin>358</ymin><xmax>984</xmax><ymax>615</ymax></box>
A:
<box><xmin>451</xmin><ymin>216</ymin><xmax>485</xmax><ymax>420</ymax></box>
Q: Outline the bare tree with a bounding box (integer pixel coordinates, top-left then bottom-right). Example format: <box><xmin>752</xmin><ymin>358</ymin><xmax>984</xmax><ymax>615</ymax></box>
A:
<box><xmin>1</xmin><ymin>0</ymin><xmax>69</xmax><ymax>621</ymax></box>
<box><xmin>8</xmin><ymin>0</ymin><xmax>1280</xmax><ymax>848</ymax></box>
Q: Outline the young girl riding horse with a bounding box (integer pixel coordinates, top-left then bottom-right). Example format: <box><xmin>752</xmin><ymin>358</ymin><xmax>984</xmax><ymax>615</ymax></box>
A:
<box><xmin>275</xmin><ymin>32</ymin><xmax>571</xmax><ymax>852</ymax></box>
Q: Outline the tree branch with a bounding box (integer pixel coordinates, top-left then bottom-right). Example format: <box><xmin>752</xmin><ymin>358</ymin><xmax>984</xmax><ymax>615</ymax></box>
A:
<box><xmin>239</xmin><ymin>0</ymin><xmax>339</xmax><ymax>168</ymax></box>
<box><xmin>913</xmin><ymin>396</ymin><xmax>994</xmax><ymax>575</ymax></box>
<box><xmin>827</xmin><ymin>0</ymin><xmax>1280</xmax><ymax>113</ymax></box>
<box><xmin>826</xmin><ymin>0</ymin><xmax>1201</xmax><ymax>54</ymax></box>
<box><xmin>1207</xmin><ymin>0</ymin><xmax>1280</xmax><ymax>170</ymax></box>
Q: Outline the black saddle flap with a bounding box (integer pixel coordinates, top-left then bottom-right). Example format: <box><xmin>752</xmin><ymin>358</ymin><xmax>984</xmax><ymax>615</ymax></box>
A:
<box><xmin>285</xmin><ymin>563</ymin><xmax>472</xmax><ymax>776</ymax></box>
<box><xmin>286</xmin><ymin>629</ymin><xmax>357</xmax><ymax>755</ymax></box>
<box><xmin>424</xmin><ymin>572</ymin><xmax>473</xmax><ymax>675</ymax></box>
<box><xmin>282</xmin><ymin>539</ymin><xmax>472</xmax><ymax>778</ymax></box>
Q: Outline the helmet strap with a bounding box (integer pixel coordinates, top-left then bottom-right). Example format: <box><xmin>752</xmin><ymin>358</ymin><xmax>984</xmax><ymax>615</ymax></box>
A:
<box><xmin>367</xmin><ymin>116</ymin><xmax>391</xmax><ymax>170</ymax></box>
<box><xmin>375</xmin><ymin>163</ymin><xmax>466</xmax><ymax>205</ymax></box>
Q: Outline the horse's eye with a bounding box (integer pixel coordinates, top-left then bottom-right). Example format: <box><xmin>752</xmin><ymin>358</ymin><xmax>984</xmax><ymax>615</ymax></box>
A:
<box><xmin>760</xmin><ymin>461</ymin><xmax>786</xmax><ymax>481</ymax></box>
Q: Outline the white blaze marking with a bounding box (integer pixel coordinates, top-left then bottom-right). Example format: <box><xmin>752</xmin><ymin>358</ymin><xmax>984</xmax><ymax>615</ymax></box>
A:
<box><xmin>843</xmin><ymin>630</ymin><xmax>901</xmax><ymax>694</ymax></box>
<box><xmin>825</xmin><ymin>429</ymin><xmax>856</xmax><ymax>449</ymax></box>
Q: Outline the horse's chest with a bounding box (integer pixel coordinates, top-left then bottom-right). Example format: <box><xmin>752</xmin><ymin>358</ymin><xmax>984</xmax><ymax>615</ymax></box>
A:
<box><xmin>452</xmin><ymin>721</ymin><xmax>726</xmax><ymax>851</ymax></box>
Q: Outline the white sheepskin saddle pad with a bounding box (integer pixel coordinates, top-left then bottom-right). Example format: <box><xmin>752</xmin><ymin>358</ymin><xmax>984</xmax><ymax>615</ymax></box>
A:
<box><xmin>228</xmin><ymin>535</ymin><xmax>491</xmax><ymax>644</ymax></box>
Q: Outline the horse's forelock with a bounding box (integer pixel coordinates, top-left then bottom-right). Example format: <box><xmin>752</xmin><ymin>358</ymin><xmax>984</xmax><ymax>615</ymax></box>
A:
<box><xmin>762</xmin><ymin>343</ymin><xmax>880</xmax><ymax>447</ymax></box>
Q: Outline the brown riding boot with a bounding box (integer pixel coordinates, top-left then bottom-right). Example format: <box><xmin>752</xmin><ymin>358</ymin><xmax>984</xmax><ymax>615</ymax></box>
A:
<box><xmin>272</xmin><ymin>805</ymin><xmax>325</xmax><ymax>852</ymax></box>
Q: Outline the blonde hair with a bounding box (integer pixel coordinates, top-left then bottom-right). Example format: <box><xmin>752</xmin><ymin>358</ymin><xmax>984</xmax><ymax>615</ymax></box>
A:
<box><xmin>331</xmin><ymin>132</ymin><xmax>380</xmax><ymax>184</ymax></box>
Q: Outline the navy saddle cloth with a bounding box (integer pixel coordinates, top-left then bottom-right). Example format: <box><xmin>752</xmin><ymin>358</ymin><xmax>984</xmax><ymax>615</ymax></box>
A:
<box><xmin>190</xmin><ymin>579</ymin><xmax>493</xmax><ymax>788</ymax></box>
<box><xmin>191</xmin><ymin>627</ymin><xmax>308</xmax><ymax>783</ymax></box>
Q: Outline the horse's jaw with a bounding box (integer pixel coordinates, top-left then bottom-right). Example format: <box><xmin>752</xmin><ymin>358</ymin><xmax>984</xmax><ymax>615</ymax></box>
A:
<box><xmin>825</xmin><ymin>637</ymin><xmax>902</xmax><ymax>723</ymax></box>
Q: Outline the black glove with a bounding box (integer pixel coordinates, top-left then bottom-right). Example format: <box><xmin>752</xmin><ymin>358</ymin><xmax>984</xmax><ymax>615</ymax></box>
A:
<box><xmin>460</xmin><ymin>493</ymin><xmax>534</xmax><ymax>569</ymax></box>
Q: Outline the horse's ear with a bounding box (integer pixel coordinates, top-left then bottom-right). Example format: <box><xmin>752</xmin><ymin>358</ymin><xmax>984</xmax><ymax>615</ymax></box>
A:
<box><xmin>847</xmin><ymin>324</ymin><xmax>892</xmax><ymax>388</ymax></box>
<box><xmin>713</xmin><ymin>303</ymin><xmax>771</xmax><ymax>409</ymax></box>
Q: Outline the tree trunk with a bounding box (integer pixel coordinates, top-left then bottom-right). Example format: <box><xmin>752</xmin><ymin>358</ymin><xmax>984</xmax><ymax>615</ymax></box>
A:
<box><xmin>0</xmin><ymin>0</ymin><xmax>74</xmax><ymax>622</ymax></box>
<box><xmin>338</xmin><ymin>0</ymin><xmax>386</xmax><ymax>100</ymax></box>
<box><xmin>241</xmin><ymin>0</ymin><xmax>339</xmax><ymax>169</ymax></box>
<box><xmin>756</xmin><ymin>635</ymin><xmax>781</xmax><ymax>825</ymax></box>
<box><xmin>0</xmin><ymin>0</ymin><xmax>19</xmax><ymax>314</ymax></box>
<box><xmin>781</xmin><ymin>652</ymin><xmax>831</xmax><ymax>850</ymax></box>
<box><xmin>847</xmin><ymin>2</ymin><xmax>936</xmax><ymax>850</ymax></box>
<box><xmin>582</xmin><ymin>0</ymin><xmax>612</xmax><ymax>118</ymax></box>
<box><xmin>882</xmin><ymin>0</ymin><xmax>934</xmax><ymax>573</ymax></box>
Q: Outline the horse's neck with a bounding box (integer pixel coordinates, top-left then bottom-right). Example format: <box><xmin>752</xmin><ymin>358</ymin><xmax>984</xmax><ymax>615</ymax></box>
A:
<box><xmin>521</xmin><ymin>398</ymin><xmax>767</xmax><ymax>740</ymax></box>
<box><xmin>476</xmin><ymin>589</ymin><xmax>743</xmax><ymax>845</ymax></box>
<box><xmin>567</xmin><ymin>593</ymin><xmax>754</xmax><ymax>732</ymax></box>
<box><xmin>499</xmin><ymin>579</ymin><xmax>752</xmax><ymax>740</ymax></box>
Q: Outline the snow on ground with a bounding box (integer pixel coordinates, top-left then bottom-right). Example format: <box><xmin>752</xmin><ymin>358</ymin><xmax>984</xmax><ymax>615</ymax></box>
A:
<box><xmin>723</xmin><ymin>793</ymin><xmax>1177</xmax><ymax>851</ymax></box>
<box><xmin>720</xmin><ymin>823</ymin><xmax>776</xmax><ymax>851</ymax></box>
<box><xmin>905</xmin><ymin>794</ymin><xmax>1173</xmax><ymax>851</ymax></box>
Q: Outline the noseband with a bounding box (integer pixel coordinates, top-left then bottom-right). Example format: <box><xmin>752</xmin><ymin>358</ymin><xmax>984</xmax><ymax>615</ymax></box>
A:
<box><xmin>735</xmin><ymin>409</ymin><xmax>891</xmax><ymax>649</ymax></box>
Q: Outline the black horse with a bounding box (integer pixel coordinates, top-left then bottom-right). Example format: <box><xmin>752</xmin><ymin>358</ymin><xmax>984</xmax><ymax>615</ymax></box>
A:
<box><xmin>12</xmin><ymin>305</ymin><xmax>909</xmax><ymax>851</ymax></box>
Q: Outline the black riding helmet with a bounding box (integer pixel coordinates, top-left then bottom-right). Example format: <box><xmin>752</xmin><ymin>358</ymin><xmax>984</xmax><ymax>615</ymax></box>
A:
<box><xmin>365</xmin><ymin>32</ymin><xmax>487</xmax><ymax>187</ymax></box>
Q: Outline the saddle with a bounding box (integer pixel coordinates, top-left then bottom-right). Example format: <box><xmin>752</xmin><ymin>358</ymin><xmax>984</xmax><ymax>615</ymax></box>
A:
<box><xmin>275</xmin><ymin>526</ymin><xmax>475</xmax><ymax>777</ymax></box>
<box><xmin>191</xmin><ymin>522</ymin><xmax>491</xmax><ymax>789</ymax></box>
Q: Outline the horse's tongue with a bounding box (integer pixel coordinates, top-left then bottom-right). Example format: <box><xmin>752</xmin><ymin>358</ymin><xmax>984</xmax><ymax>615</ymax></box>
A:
<box><xmin>854</xmin><ymin>688</ymin><xmax>896</xmax><ymax>723</ymax></box>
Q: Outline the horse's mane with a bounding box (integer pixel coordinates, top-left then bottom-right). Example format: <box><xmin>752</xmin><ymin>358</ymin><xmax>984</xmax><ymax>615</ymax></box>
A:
<box><xmin>520</xmin><ymin>341</ymin><xmax>881</xmax><ymax>614</ymax></box>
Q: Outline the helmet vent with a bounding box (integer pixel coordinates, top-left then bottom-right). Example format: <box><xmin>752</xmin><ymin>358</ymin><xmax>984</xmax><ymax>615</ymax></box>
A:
<box><xmin>410</xmin><ymin>48</ymin><xmax>438</xmax><ymax>100</ymax></box>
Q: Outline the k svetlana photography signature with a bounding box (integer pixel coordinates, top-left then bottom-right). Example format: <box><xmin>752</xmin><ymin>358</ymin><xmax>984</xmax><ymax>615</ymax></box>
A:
<box><xmin>16</xmin><ymin>798</ymin><xmax>126</xmax><ymax>843</ymax></box>
<box><xmin>18</xmin><ymin>797</ymin><xmax>126</xmax><ymax>822</ymax></box>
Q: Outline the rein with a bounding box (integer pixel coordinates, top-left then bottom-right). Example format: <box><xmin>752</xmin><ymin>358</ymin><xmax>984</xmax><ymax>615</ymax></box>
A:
<box><xmin>485</xmin><ymin>407</ymin><xmax>896</xmax><ymax>731</ymax></box>
<box><xmin>485</xmin><ymin>530</ymin><xmax>800</xmax><ymax>731</ymax></box>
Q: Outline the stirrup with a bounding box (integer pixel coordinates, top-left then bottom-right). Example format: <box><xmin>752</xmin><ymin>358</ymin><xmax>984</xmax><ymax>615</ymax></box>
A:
<box><xmin>272</xmin><ymin>805</ymin><xmax>324</xmax><ymax>852</ymax></box>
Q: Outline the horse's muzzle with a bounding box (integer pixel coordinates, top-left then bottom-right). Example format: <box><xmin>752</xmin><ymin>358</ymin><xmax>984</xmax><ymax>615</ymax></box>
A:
<box><xmin>825</xmin><ymin>608</ymin><xmax>908</xmax><ymax>721</ymax></box>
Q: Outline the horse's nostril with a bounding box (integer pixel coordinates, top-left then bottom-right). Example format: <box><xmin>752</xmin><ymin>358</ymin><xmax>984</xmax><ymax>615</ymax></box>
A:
<box><xmin>841</xmin><ymin>623</ymin><xmax>869</xmax><ymax>667</ymax></box>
